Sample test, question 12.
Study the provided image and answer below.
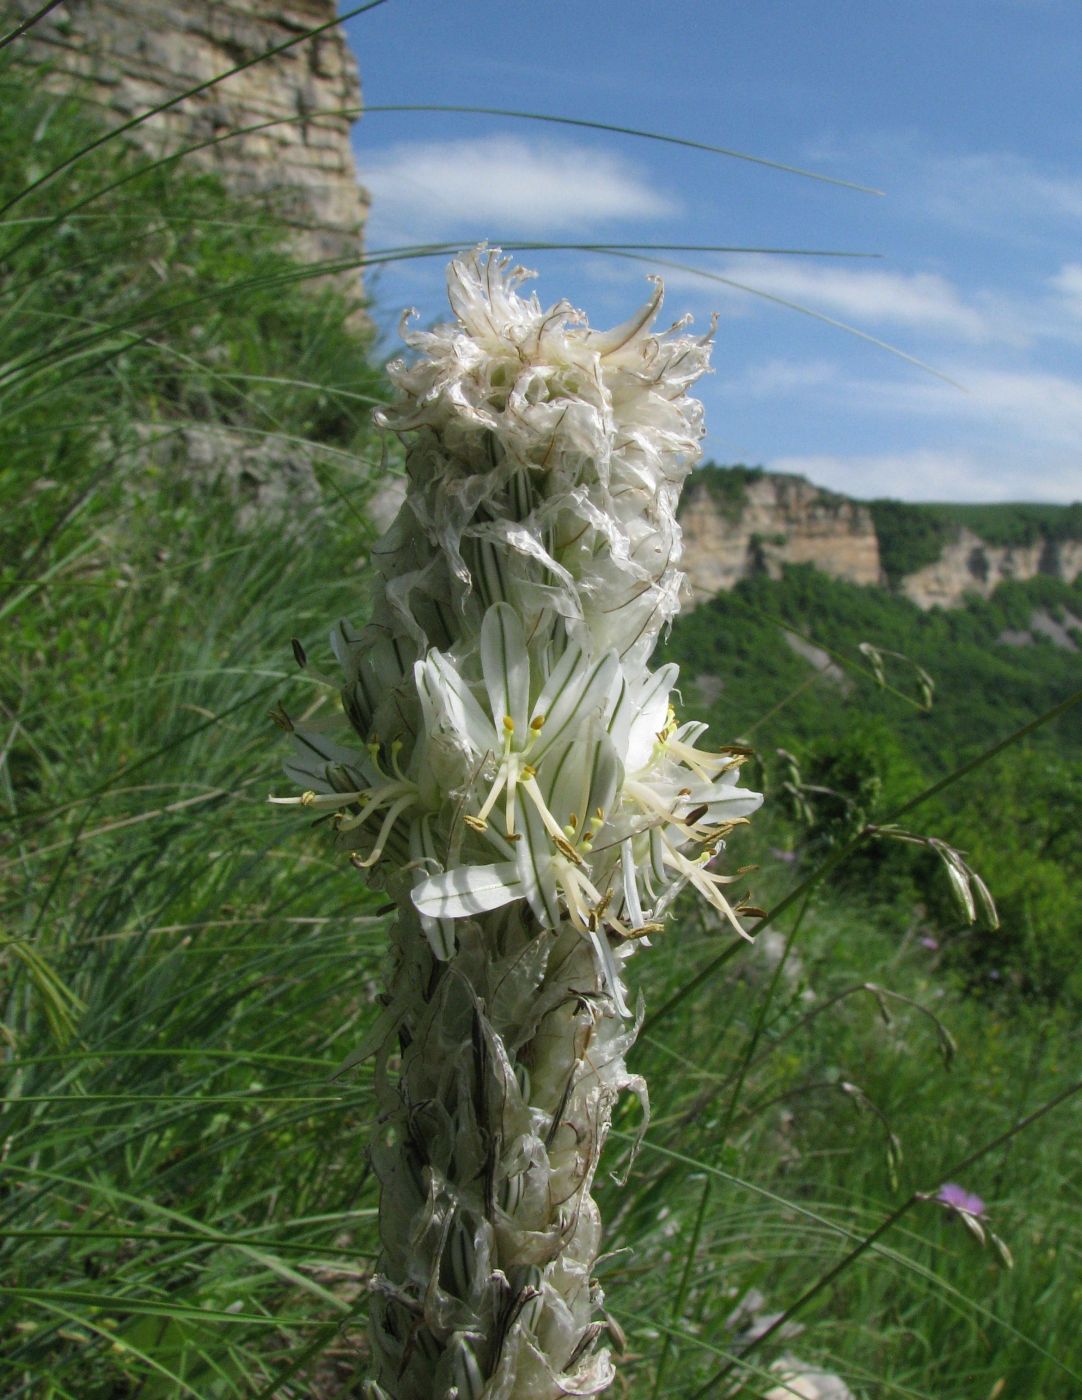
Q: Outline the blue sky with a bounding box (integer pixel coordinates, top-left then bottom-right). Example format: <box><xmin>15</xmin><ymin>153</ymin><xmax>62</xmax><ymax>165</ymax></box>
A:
<box><xmin>343</xmin><ymin>1</ymin><xmax>1082</xmax><ymax>503</ymax></box>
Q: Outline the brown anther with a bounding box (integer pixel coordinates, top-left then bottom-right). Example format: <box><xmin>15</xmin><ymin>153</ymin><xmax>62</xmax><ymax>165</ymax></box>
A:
<box><xmin>530</xmin><ymin>714</ymin><xmax>546</xmax><ymax>731</ymax></box>
<box><xmin>554</xmin><ymin>835</ymin><xmax>585</xmax><ymax>866</ymax></box>
<box><xmin>626</xmin><ymin>921</ymin><xmax>665</xmax><ymax>940</ymax></box>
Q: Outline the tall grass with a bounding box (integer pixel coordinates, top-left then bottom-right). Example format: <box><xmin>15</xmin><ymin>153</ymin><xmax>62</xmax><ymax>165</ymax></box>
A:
<box><xmin>0</xmin><ymin>54</ymin><xmax>394</xmax><ymax>1395</ymax></box>
<box><xmin>1</xmin><ymin>18</ymin><xmax>1080</xmax><ymax>1398</ymax></box>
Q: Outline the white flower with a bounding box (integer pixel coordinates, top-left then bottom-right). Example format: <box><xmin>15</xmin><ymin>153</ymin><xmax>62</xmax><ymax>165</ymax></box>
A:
<box><xmin>376</xmin><ymin>248</ymin><xmax>713</xmax><ymax>666</ymax></box>
<box><xmin>274</xmin><ymin>248</ymin><xmax>762</xmax><ymax>1399</ymax></box>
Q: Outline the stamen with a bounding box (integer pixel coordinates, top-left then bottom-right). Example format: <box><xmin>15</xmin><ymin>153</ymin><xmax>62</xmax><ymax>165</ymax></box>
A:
<box><xmin>626</xmin><ymin>922</ymin><xmax>665</xmax><ymax>940</ymax></box>
<box><xmin>522</xmin><ymin>775</ymin><xmax>577</xmax><ymax>856</ymax></box>
<box><xmin>659</xmin><ymin>831</ymin><xmax>751</xmax><ymax>939</ymax></box>
<box><xmin>390</xmin><ymin>739</ymin><xmax>409</xmax><ymax>781</ymax></box>
<box><xmin>554</xmin><ymin>834</ymin><xmax>585</xmax><ymax>865</ymax></box>
<box><xmin>334</xmin><ymin>781</ymin><xmax>414</xmax><ymax>833</ymax></box>
<box><xmin>350</xmin><ymin>795</ymin><xmax>414</xmax><ymax>868</ymax></box>
<box><xmin>476</xmin><ymin>767</ymin><xmax>509</xmax><ymax>823</ymax></box>
<box><xmin>268</xmin><ymin>788</ymin><xmax>367</xmax><ymax>811</ymax></box>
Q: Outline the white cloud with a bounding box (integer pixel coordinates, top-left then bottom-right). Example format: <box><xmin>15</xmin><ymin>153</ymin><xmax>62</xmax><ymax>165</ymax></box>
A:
<box><xmin>804</xmin><ymin>134</ymin><xmax>1082</xmax><ymax>244</ymax></box>
<box><xmin>767</xmin><ymin>448</ymin><xmax>1073</xmax><ymax>503</ymax></box>
<box><xmin>717</xmin><ymin>358</ymin><xmax>843</xmax><ymax>396</ymax></box>
<box><xmin>708</xmin><ymin>258</ymin><xmax>993</xmax><ymax>341</ymax></box>
<box><xmin>1050</xmin><ymin>262</ymin><xmax>1082</xmax><ymax>317</ymax></box>
<box><xmin>764</xmin><ymin>362</ymin><xmax>1082</xmax><ymax>502</ymax></box>
<box><xmin>362</xmin><ymin>136</ymin><xmax>674</xmax><ymax>238</ymax></box>
<box><xmin>868</xmin><ymin>365</ymin><xmax>1082</xmax><ymax>455</ymax></box>
<box><xmin>926</xmin><ymin>152</ymin><xmax>1082</xmax><ymax>236</ymax></box>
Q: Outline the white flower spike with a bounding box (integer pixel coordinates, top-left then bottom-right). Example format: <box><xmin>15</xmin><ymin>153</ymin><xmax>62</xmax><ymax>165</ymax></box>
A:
<box><xmin>273</xmin><ymin>248</ymin><xmax>761</xmax><ymax>1398</ymax></box>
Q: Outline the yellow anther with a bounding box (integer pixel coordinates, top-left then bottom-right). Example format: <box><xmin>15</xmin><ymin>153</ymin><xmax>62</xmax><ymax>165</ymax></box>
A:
<box><xmin>300</xmin><ymin>790</ymin><xmax>318</xmax><ymax>807</ymax></box>
<box><xmin>463</xmin><ymin>814</ymin><xmax>488</xmax><ymax>833</ymax></box>
<box><xmin>529</xmin><ymin>714</ymin><xmax>546</xmax><ymax>731</ymax></box>
<box><xmin>521</xmin><ymin>763</ymin><xmax>537</xmax><ymax>780</ymax></box>
<box><xmin>502</xmin><ymin>715</ymin><xmax>515</xmax><ymax>734</ymax></box>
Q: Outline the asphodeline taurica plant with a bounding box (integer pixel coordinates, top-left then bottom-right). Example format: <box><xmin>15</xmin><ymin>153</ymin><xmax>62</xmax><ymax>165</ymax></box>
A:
<box><xmin>273</xmin><ymin>249</ymin><xmax>762</xmax><ymax>1398</ymax></box>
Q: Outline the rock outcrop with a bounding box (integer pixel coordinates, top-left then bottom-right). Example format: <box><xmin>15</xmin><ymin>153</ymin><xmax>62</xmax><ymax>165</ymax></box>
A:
<box><xmin>678</xmin><ymin>467</ymin><xmax>1082</xmax><ymax>611</ymax></box>
<box><xmin>680</xmin><ymin>470</ymin><xmax>882</xmax><ymax>601</ymax></box>
<box><xmin>901</xmin><ymin>529</ymin><xmax>1082</xmax><ymax>609</ymax></box>
<box><xmin>9</xmin><ymin>0</ymin><xmax>367</xmax><ymax>272</ymax></box>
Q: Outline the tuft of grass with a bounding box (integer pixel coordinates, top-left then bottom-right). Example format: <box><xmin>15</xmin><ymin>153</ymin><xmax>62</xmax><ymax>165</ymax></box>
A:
<box><xmin>0</xmin><ymin>56</ymin><xmax>394</xmax><ymax>1394</ymax></box>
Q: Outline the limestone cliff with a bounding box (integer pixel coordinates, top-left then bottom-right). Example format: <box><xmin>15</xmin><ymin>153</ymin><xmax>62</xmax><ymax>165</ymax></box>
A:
<box><xmin>9</xmin><ymin>0</ymin><xmax>367</xmax><ymax>271</ymax></box>
<box><xmin>679</xmin><ymin>466</ymin><xmax>1082</xmax><ymax>611</ymax></box>
<box><xmin>900</xmin><ymin>530</ymin><xmax>1082</xmax><ymax>609</ymax></box>
<box><xmin>679</xmin><ymin>468</ymin><xmax>882</xmax><ymax>601</ymax></box>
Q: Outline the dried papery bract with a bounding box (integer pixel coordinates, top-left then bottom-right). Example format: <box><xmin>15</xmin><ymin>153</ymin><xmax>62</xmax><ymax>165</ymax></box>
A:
<box><xmin>272</xmin><ymin>249</ymin><xmax>762</xmax><ymax>1397</ymax></box>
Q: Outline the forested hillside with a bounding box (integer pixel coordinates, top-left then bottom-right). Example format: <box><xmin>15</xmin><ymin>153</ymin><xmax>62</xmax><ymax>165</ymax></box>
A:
<box><xmin>662</xmin><ymin>566</ymin><xmax>1082</xmax><ymax>1003</ymax></box>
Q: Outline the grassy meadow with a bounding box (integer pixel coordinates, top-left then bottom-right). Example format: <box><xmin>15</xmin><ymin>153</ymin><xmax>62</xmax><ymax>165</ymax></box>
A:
<box><xmin>2</xmin><ymin>38</ymin><xmax>1081</xmax><ymax>1400</ymax></box>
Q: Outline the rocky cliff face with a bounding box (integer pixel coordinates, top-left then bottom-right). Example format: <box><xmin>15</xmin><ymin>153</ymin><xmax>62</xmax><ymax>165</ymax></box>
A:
<box><xmin>901</xmin><ymin>529</ymin><xmax>1082</xmax><ymax>609</ymax></box>
<box><xmin>10</xmin><ymin>0</ymin><xmax>367</xmax><ymax>271</ymax></box>
<box><xmin>679</xmin><ymin>469</ymin><xmax>1082</xmax><ymax>610</ymax></box>
<box><xmin>680</xmin><ymin>471</ymin><xmax>882</xmax><ymax>601</ymax></box>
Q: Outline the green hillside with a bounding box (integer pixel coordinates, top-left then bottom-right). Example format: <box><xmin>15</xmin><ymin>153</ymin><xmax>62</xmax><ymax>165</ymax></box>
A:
<box><xmin>665</xmin><ymin>565</ymin><xmax>1082</xmax><ymax>765</ymax></box>
<box><xmin>661</xmin><ymin>566</ymin><xmax>1082</xmax><ymax>1002</ymax></box>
